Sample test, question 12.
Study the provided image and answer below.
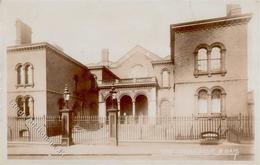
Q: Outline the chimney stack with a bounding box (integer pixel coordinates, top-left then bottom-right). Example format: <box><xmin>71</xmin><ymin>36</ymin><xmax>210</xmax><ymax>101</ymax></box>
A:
<box><xmin>226</xmin><ymin>4</ymin><xmax>242</xmax><ymax>17</ymax></box>
<box><xmin>101</xmin><ymin>49</ymin><xmax>109</xmax><ymax>66</ymax></box>
<box><xmin>16</xmin><ymin>19</ymin><xmax>32</xmax><ymax>45</ymax></box>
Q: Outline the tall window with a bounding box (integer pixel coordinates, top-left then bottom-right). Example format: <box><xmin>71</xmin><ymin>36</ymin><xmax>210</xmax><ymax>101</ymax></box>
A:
<box><xmin>24</xmin><ymin>63</ymin><xmax>33</xmax><ymax>85</ymax></box>
<box><xmin>211</xmin><ymin>47</ymin><xmax>221</xmax><ymax>71</ymax></box>
<box><xmin>15</xmin><ymin>63</ymin><xmax>34</xmax><ymax>87</ymax></box>
<box><xmin>16</xmin><ymin>96</ymin><xmax>34</xmax><ymax>117</ymax></box>
<box><xmin>162</xmin><ymin>69</ymin><xmax>170</xmax><ymax>87</ymax></box>
<box><xmin>16</xmin><ymin>64</ymin><xmax>23</xmax><ymax>85</ymax></box>
<box><xmin>197</xmin><ymin>48</ymin><xmax>208</xmax><ymax>72</ymax></box>
<box><xmin>198</xmin><ymin>90</ymin><xmax>208</xmax><ymax>113</ymax></box>
<box><xmin>16</xmin><ymin>96</ymin><xmax>24</xmax><ymax>117</ymax></box>
<box><xmin>194</xmin><ymin>43</ymin><xmax>226</xmax><ymax>77</ymax></box>
<box><xmin>196</xmin><ymin>87</ymin><xmax>225</xmax><ymax>115</ymax></box>
<box><xmin>211</xmin><ymin>89</ymin><xmax>221</xmax><ymax>113</ymax></box>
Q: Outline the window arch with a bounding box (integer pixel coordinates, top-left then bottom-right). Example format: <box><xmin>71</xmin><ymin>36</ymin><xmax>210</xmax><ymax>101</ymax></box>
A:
<box><xmin>194</xmin><ymin>43</ymin><xmax>226</xmax><ymax>77</ymax></box>
<box><xmin>195</xmin><ymin>86</ymin><xmax>226</xmax><ymax>115</ymax></box>
<box><xmin>161</xmin><ymin>69</ymin><xmax>170</xmax><ymax>87</ymax></box>
<box><xmin>15</xmin><ymin>95</ymin><xmax>34</xmax><ymax>117</ymax></box>
<box><xmin>198</xmin><ymin>89</ymin><xmax>208</xmax><ymax>113</ymax></box>
<box><xmin>15</xmin><ymin>64</ymin><xmax>23</xmax><ymax>85</ymax></box>
<box><xmin>211</xmin><ymin>89</ymin><xmax>221</xmax><ymax>113</ymax></box>
<box><xmin>197</xmin><ymin>48</ymin><xmax>208</xmax><ymax>72</ymax></box>
<box><xmin>15</xmin><ymin>63</ymin><xmax>34</xmax><ymax>87</ymax></box>
<box><xmin>24</xmin><ymin>63</ymin><xmax>34</xmax><ymax>85</ymax></box>
<box><xmin>211</xmin><ymin>47</ymin><xmax>221</xmax><ymax>71</ymax></box>
<box><xmin>16</xmin><ymin>96</ymin><xmax>24</xmax><ymax>117</ymax></box>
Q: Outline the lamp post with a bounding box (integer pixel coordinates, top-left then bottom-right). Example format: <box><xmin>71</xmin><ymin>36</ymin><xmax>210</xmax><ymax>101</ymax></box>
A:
<box><xmin>107</xmin><ymin>85</ymin><xmax>119</xmax><ymax>146</ymax></box>
<box><xmin>63</xmin><ymin>85</ymin><xmax>70</xmax><ymax>109</ymax></box>
<box><xmin>61</xmin><ymin>85</ymin><xmax>73</xmax><ymax>146</ymax></box>
<box><xmin>110</xmin><ymin>86</ymin><xmax>117</xmax><ymax>109</ymax></box>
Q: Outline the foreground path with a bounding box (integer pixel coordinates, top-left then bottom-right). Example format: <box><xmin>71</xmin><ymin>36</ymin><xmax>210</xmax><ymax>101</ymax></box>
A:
<box><xmin>7</xmin><ymin>141</ymin><xmax>254</xmax><ymax>161</ymax></box>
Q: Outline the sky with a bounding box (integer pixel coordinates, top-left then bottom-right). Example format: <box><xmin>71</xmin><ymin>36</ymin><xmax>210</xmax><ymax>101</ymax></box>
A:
<box><xmin>0</xmin><ymin>0</ymin><xmax>259</xmax><ymax>90</ymax></box>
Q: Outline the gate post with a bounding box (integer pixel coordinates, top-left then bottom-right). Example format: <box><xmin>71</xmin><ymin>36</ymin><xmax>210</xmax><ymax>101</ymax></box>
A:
<box><xmin>61</xmin><ymin>85</ymin><xmax>74</xmax><ymax>146</ymax></box>
<box><xmin>61</xmin><ymin>108</ymin><xmax>74</xmax><ymax>146</ymax></box>
<box><xmin>108</xmin><ymin>85</ymin><xmax>119</xmax><ymax>146</ymax></box>
<box><xmin>108</xmin><ymin>108</ymin><xmax>119</xmax><ymax>146</ymax></box>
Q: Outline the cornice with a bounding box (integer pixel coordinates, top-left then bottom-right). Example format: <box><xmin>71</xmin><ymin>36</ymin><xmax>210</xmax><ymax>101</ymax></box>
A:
<box><xmin>171</xmin><ymin>13</ymin><xmax>252</xmax><ymax>33</ymax></box>
<box><xmin>7</xmin><ymin>42</ymin><xmax>47</xmax><ymax>52</ymax></box>
<box><xmin>98</xmin><ymin>82</ymin><xmax>158</xmax><ymax>89</ymax></box>
<box><xmin>7</xmin><ymin>42</ymin><xmax>89</xmax><ymax>71</ymax></box>
<box><xmin>152</xmin><ymin>60</ymin><xmax>173</xmax><ymax>65</ymax></box>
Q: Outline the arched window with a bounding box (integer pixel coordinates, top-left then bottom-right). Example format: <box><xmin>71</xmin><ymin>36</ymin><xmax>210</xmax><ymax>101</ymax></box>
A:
<box><xmin>197</xmin><ymin>48</ymin><xmax>208</xmax><ymax>72</ymax></box>
<box><xmin>211</xmin><ymin>89</ymin><xmax>222</xmax><ymax>113</ymax></box>
<box><xmin>194</xmin><ymin>43</ymin><xmax>226</xmax><ymax>77</ymax></box>
<box><xmin>24</xmin><ymin>97</ymin><xmax>30</xmax><ymax>116</ymax></box>
<box><xmin>16</xmin><ymin>96</ymin><xmax>24</xmax><ymax>117</ymax></box>
<box><xmin>16</xmin><ymin>64</ymin><xmax>23</xmax><ymax>85</ymax></box>
<box><xmin>198</xmin><ymin>89</ymin><xmax>208</xmax><ymax>113</ymax></box>
<box><xmin>24</xmin><ymin>63</ymin><xmax>33</xmax><ymax>85</ymax></box>
<box><xmin>162</xmin><ymin>69</ymin><xmax>170</xmax><ymax>87</ymax></box>
<box><xmin>195</xmin><ymin>87</ymin><xmax>226</xmax><ymax>116</ymax></box>
<box><xmin>16</xmin><ymin>96</ymin><xmax>34</xmax><ymax>117</ymax></box>
<box><xmin>211</xmin><ymin>47</ymin><xmax>221</xmax><ymax>71</ymax></box>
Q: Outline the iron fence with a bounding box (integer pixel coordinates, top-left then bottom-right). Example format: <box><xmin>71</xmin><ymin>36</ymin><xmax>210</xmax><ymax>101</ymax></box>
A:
<box><xmin>72</xmin><ymin>116</ymin><xmax>109</xmax><ymax>144</ymax></box>
<box><xmin>7</xmin><ymin>114</ymin><xmax>254</xmax><ymax>144</ymax></box>
<box><xmin>226</xmin><ymin>114</ymin><xmax>254</xmax><ymax>143</ymax></box>
<box><xmin>8</xmin><ymin>116</ymin><xmax>62</xmax><ymax>144</ymax></box>
<box><xmin>118</xmin><ymin>116</ymin><xmax>226</xmax><ymax>142</ymax></box>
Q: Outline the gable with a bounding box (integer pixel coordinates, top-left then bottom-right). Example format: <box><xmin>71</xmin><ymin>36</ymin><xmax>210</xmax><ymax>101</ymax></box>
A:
<box><xmin>110</xmin><ymin>46</ymin><xmax>163</xmax><ymax>78</ymax></box>
<box><xmin>112</xmin><ymin>45</ymin><xmax>163</xmax><ymax>68</ymax></box>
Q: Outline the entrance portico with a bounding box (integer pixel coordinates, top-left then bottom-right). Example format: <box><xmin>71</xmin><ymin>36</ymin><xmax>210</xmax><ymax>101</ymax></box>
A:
<box><xmin>98</xmin><ymin>77</ymin><xmax>157</xmax><ymax>118</ymax></box>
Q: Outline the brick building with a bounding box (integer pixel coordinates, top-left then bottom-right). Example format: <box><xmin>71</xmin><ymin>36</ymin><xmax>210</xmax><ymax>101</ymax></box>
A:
<box><xmin>89</xmin><ymin>5</ymin><xmax>253</xmax><ymax>118</ymax></box>
<box><xmin>7</xmin><ymin>5</ymin><xmax>253</xmax><ymax>119</ymax></box>
<box><xmin>7</xmin><ymin>20</ymin><xmax>98</xmax><ymax>118</ymax></box>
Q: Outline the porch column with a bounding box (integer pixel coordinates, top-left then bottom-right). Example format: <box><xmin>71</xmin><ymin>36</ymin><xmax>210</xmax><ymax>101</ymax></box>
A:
<box><xmin>99</xmin><ymin>102</ymin><xmax>106</xmax><ymax>118</ymax></box>
<box><xmin>132</xmin><ymin>101</ymin><xmax>135</xmax><ymax>116</ymax></box>
<box><xmin>117</xmin><ymin>101</ymin><xmax>120</xmax><ymax>117</ymax></box>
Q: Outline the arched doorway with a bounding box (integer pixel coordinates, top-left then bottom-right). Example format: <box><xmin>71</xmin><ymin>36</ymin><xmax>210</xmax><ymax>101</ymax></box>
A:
<box><xmin>105</xmin><ymin>96</ymin><xmax>118</xmax><ymax>118</ymax></box>
<box><xmin>120</xmin><ymin>95</ymin><xmax>132</xmax><ymax>116</ymax></box>
<box><xmin>135</xmin><ymin>95</ymin><xmax>148</xmax><ymax>116</ymax></box>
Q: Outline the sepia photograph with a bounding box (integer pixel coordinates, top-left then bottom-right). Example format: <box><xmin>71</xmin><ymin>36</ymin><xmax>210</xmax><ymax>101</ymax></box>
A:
<box><xmin>0</xmin><ymin>0</ymin><xmax>259</xmax><ymax>164</ymax></box>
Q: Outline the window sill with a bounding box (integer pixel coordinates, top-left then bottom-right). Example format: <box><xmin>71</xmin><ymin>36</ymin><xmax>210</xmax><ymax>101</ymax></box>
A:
<box><xmin>16</xmin><ymin>84</ymin><xmax>34</xmax><ymax>88</ymax></box>
<box><xmin>194</xmin><ymin>70</ymin><xmax>227</xmax><ymax>78</ymax></box>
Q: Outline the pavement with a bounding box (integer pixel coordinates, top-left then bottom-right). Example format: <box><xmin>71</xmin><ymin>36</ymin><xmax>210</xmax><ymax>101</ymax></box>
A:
<box><xmin>7</xmin><ymin>140</ymin><xmax>255</xmax><ymax>161</ymax></box>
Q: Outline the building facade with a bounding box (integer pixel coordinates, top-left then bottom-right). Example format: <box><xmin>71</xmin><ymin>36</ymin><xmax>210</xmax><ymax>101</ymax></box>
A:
<box><xmin>7</xmin><ymin>5</ymin><xmax>253</xmax><ymax>120</ymax></box>
<box><xmin>7</xmin><ymin>35</ymin><xmax>98</xmax><ymax>118</ymax></box>
<box><xmin>89</xmin><ymin>6</ymin><xmax>253</xmax><ymax>118</ymax></box>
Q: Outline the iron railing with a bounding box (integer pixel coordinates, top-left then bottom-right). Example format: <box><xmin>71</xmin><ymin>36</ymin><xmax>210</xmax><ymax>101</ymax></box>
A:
<box><xmin>8</xmin><ymin>116</ymin><xmax>62</xmax><ymax>144</ymax></box>
<box><xmin>7</xmin><ymin>114</ymin><xmax>254</xmax><ymax>144</ymax></box>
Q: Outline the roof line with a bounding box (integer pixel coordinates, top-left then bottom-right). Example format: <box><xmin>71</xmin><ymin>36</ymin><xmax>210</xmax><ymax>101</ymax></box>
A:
<box><xmin>171</xmin><ymin>13</ymin><xmax>252</xmax><ymax>29</ymax></box>
<box><xmin>7</xmin><ymin>42</ymin><xmax>89</xmax><ymax>71</ymax></box>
